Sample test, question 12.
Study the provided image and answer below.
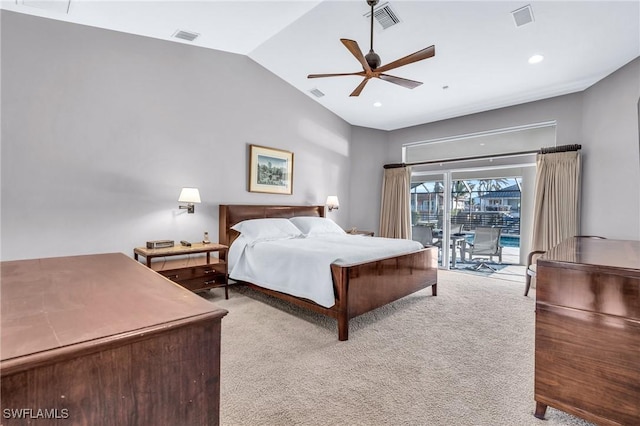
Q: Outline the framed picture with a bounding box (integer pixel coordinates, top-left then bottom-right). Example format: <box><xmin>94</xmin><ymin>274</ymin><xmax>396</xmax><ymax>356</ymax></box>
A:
<box><xmin>248</xmin><ymin>144</ymin><xmax>294</xmax><ymax>195</ymax></box>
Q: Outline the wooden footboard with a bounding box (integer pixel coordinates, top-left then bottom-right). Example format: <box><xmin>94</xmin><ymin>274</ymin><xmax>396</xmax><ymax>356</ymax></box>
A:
<box><xmin>239</xmin><ymin>247</ymin><xmax>438</xmax><ymax>341</ymax></box>
<box><xmin>331</xmin><ymin>247</ymin><xmax>438</xmax><ymax>340</ymax></box>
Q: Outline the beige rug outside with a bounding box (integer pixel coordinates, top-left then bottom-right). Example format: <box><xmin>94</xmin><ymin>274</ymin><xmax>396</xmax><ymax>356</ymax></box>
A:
<box><xmin>204</xmin><ymin>270</ymin><xmax>593</xmax><ymax>426</ymax></box>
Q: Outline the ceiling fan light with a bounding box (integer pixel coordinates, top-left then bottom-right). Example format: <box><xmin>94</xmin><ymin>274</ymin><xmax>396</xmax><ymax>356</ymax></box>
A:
<box><xmin>365</xmin><ymin>50</ymin><xmax>381</xmax><ymax>69</ymax></box>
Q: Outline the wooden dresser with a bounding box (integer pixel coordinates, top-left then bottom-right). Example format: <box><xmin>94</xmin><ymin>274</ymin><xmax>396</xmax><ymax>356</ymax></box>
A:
<box><xmin>1</xmin><ymin>253</ymin><xmax>227</xmax><ymax>425</ymax></box>
<box><xmin>534</xmin><ymin>237</ymin><xmax>640</xmax><ymax>425</ymax></box>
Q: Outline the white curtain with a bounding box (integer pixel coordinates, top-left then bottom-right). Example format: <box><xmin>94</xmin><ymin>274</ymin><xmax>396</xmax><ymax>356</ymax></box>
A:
<box><xmin>531</xmin><ymin>151</ymin><xmax>581</xmax><ymax>252</ymax></box>
<box><xmin>379</xmin><ymin>166</ymin><xmax>412</xmax><ymax>239</ymax></box>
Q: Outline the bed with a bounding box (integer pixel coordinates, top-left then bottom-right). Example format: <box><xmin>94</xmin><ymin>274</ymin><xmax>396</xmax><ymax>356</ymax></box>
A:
<box><xmin>219</xmin><ymin>204</ymin><xmax>438</xmax><ymax>340</ymax></box>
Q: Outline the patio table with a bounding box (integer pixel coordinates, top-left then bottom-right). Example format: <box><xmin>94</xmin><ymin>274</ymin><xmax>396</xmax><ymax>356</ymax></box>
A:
<box><xmin>434</xmin><ymin>231</ymin><xmax>469</xmax><ymax>267</ymax></box>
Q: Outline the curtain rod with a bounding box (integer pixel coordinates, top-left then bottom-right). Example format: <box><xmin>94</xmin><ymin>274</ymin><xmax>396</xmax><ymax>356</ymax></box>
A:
<box><xmin>383</xmin><ymin>144</ymin><xmax>582</xmax><ymax>169</ymax></box>
<box><xmin>538</xmin><ymin>144</ymin><xmax>582</xmax><ymax>154</ymax></box>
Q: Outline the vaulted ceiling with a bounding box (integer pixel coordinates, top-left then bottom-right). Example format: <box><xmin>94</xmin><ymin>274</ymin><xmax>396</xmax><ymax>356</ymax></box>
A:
<box><xmin>3</xmin><ymin>0</ymin><xmax>639</xmax><ymax>130</ymax></box>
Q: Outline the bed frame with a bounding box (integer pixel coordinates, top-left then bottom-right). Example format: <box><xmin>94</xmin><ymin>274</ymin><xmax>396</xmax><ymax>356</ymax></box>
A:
<box><xmin>219</xmin><ymin>204</ymin><xmax>438</xmax><ymax>341</ymax></box>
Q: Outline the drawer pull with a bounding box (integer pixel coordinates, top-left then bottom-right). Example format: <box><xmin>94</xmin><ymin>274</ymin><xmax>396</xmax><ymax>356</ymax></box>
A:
<box><xmin>167</xmin><ymin>274</ymin><xmax>179</xmax><ymax>279</ymax></box>
<box><xmin>204</xmin><ymin>279</ymin><xmax>219</xmax><ymax>285</ymax></box>
<box><xmin>203</xmin><ymin>269</ymin><xmax>214</xmax><ymax>274</ymax></box>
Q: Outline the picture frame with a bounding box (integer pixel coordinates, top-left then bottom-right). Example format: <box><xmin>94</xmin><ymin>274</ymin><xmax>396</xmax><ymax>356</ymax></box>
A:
<box><xmin>248</xmin><ymin>144</ymin><xmax>294</xmax><ymax>195</ymax></box>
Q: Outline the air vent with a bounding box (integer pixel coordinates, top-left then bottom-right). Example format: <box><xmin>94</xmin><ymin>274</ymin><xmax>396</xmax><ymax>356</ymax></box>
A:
<box><xmin>309</xmin><ymin>88</ymin><xmax>325</xmax><ymax>98</ymax></box>
<box><xmin>21</xmin><ymin>0</ymin><xmax>70</xmax><ymax>14</ymax></box>
<box><xmin>364</xmin><ymin>2</ymin><xmax>401</xmax><ymax>30</ymax></box>
<box><xmin>511</xmin><ymin>5</ymin><xmax>534</xmax><ymax>27</ymax></box>
<box><xmin>172</xmin><ymin>30</ymin><xmax>199</xmax><ymax>42</ymax></box>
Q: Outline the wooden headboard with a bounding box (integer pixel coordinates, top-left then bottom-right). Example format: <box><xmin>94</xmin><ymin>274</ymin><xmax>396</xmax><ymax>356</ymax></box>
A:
<box><xmin>219</xmin><ymin>204</ymin><xmax>325</xmax><ymax>248</ymax></box>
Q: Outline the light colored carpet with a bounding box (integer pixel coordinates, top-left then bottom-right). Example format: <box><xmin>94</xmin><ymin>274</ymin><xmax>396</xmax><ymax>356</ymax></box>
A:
<box><xmin>204</xmin><ymin>270</ymin><xmax>593</xmax><ymax>426</ymax></box>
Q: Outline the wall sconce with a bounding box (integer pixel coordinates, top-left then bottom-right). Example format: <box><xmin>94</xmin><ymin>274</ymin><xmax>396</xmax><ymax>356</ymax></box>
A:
<box><xmin>326</xmin><ymin>195</ymin><xmax>339</xmax><ymax>212</ymax></box>
<box><xmin>178</xmin><ymin>187</ymin><xmax>201</xmax><ymax>214</ymax></box>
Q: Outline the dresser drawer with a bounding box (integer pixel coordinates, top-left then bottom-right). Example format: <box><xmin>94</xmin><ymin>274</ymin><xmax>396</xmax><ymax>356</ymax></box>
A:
<box><xmin>537</xmin><ymin>263</ymin><xmax>640</xmax><ymax>320</ymax></box>
<box><xmin>173</xmin><ymin>274</ymin><xmax>227</xmax><ymax>292</ymax></box>
<box><xmin>159</xmin><ymin>263</ymin><xmax>225</xmax><ymax>281</ymax></box>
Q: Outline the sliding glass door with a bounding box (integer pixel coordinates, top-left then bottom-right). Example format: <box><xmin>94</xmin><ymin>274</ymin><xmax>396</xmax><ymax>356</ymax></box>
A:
<box><xmin>411</xmin><ymin>172</ymin><xmax>454</xmax><ymax>268</ymax></box>
<box><xmin>412</xmin><ymin>170</ymin><xmax>524</xmax><ymax>270</ymax></box>
<box><xmin>449</xmin><ymin>174</ymin><xmax>522</xmax><ymax>270</ymax></box>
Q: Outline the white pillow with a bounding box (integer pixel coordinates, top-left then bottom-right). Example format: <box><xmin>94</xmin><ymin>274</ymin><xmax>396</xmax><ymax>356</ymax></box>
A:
<box><xmin>289</xmin><ymin>216</ymin><xmax>346</xmax><ymax>236</ymax></box>
<box><xmin>231</xmin><ymin>218</ymin><xmax>303</xmax><ymax>243</ymax></box>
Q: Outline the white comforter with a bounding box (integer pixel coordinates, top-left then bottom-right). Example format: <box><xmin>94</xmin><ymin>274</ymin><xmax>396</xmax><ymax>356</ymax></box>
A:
<box><xmin>228</xmin><ymin>234</ymin><xmax>423</xmax><ymax>308</ymax></box>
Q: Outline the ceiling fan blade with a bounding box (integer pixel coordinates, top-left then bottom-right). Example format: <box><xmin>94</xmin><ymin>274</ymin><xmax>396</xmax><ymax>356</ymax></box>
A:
<box><xmin>375</xmin><ymin>45</ymin><xmax>435</xmax><ymax>73</ymax></box>
<box><xmin>308</xmin><ymin>71</ymin><xmax>365</xmax><ymax>79</ymax></box>
<box><xmin>340</xmin><ymin>39</ymin><xmax>372</xmax><ymax>74</ymax></box>
<box><xmin>350</xmin><ymin>78</ymin><xmax>370</xmax><ymax>97</ymax></box>
<box><xmin>378</xmin><ymin>74</ymin><xmax>423</xmax><ymax>89</ymax></box>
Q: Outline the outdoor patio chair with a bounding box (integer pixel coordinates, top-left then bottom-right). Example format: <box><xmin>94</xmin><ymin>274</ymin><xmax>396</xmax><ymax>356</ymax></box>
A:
<box><xmin>412</xmin><ymin>225</ymin><xmax>435</xmax><ymax>247</ymax></box>
<box><xmin>524</xmin><ymin>235</ymin><xmax>606</xmax><ymax>296</ymax></box>
<box><xmin>463</xmin><ymin>226</ymin><xmax>503</xmax><ymax>271</ymax></box>
<box><xmin>451</xmin><ymin>223</ymin><xmax>465</xmax><ymax>235</ymax></box>
<box><xmin>524</xmin><ymin>250</ymin><xmax>546</xmax><ymax>296</ymax></box>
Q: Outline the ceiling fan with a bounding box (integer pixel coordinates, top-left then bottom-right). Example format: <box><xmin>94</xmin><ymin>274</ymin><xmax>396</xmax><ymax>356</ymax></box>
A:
<box><xmin>307</xmin><ymin>0</ymin><xmax>435</xmax><ymax>97</ymax></box>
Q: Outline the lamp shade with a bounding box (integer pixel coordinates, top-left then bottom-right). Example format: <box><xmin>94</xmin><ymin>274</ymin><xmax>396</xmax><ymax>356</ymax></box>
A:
<box><xmin>178</xmin><ymin>187</ymin><xmax>201</xmax><ymax>203</ymax></box>
<box><xmin>326</xmin><ymin>195</ymin><xmax>339</xmax><ymax>209</ymax></box>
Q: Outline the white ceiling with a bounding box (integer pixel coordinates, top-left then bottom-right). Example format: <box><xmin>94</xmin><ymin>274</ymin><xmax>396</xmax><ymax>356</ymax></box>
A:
<box><xmin>2</xmin><ymin>0</ymin><xmax>639</xmax><ymax>131</ymax></box>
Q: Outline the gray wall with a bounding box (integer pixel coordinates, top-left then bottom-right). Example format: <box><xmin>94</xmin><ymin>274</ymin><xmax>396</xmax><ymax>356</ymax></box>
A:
<box><xmin>1</xmin><ymin>11</ymin><xmax>352</xmax><ymax>260</ymax></box>
<box><xmin>2</xmin><ymin>10</ymin><xmax>638</xmax><ymax>262</ymax></box>
<box><xmin>581</xmin><ymin>58</ymin><xmax>640</xmax><ymax>240</ymax></box>
<box><xmin>351</xmin><ymin>58</ymin><xmax>640</xmax><ymax>244</ymax></box>
<box><xmin>348</xmin><ymin>126</ymin><xmax>388</xmax><ymax>233</ymax></box>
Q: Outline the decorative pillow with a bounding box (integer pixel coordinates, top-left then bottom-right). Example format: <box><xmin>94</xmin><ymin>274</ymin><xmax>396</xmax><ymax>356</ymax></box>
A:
<box><xmin>289</xmin><ymin>216</ymin><xmax>346</xmax><ymax>236</ymax></box>
<box><xmin>231</xmin><ymin>218</ymin><xmax>303</xmax><ymax>243</ymax></box>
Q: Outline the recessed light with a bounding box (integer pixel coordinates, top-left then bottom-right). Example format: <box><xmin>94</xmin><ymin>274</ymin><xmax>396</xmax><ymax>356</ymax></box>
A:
<box><xmin>373</xmin><ymin>101</ymin><xmax>382</xmax><ymax>107</ymax></box>
<box><xmin>528</xmin><ymin>54</ymin><xmax>544</xmax><ymax>64</ymax></box>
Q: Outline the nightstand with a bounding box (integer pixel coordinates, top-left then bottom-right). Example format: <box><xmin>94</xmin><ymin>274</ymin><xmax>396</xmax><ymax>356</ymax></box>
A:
<box><xmin>134</xmin><ymin>243</ymin><xmax>229</xmax><ymax>298</ymax></box>
<box><xmin>346</xmin><ymin>229</ymin><xmax>375</xmax><ymax>236</ymax></box>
